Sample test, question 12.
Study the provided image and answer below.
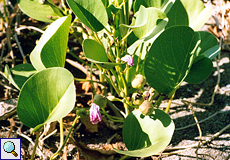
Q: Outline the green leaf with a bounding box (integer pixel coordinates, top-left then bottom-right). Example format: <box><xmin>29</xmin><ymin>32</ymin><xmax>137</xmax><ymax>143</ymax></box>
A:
<box><xmin>120</xmin><ymin>5</ymin><xmax>148</xmax><ymax>29</ymax></box>
<box><xmin>203</xmin><ymin>45</ymin><xmax>220</xmax><ymax>60</ymax></box>
<box><xmin>184</xmin><ymin>57</ymin><xmax>213</xmax><ymax>84</ymax></box>
<box><xmin>184</xmin><ymin>31</ymin><xmax>220</xmax><ymax>84</ymax></box>
<box><xmin>4</xmin><ymin>64</ymin><xmax>36</xmax><ymax>90</ymax></box>
<box><xmin>114</xmin><ymin>109</ymin><xmax>174</xmax><ymax>157</ymax></box>
<box><xmin>17</xmin><ymin>67</ymin><xmax>76</xmax><ymax>130</ymax></box>
<box><xmin>18</xmin><ymin>0</ymin><xmax>63</xmax><ymax>22</ymax></box>
<box><xmin>165</xmin><ymin>0</ymin><xmax>188</xmax><ymax>28</ymax></box>
<box><xmin>66</xmin><ymin>0</ymin><xmax>108</xmax><ymax>32</ymax></box>
<box><xmin>181</xmin><ymin>0</ymin><xmax>212</xmax><ymax>31</ymax></box>
<box><xmin>144</xmin><ymin>26</ymin><xmax>199</xmax><ymax>96</ymax></box>
<box><xmin>127</xmin><ymin>8</ymin><xmax>168</xmax><ymax>60</ymax></box>
<box><xmin>166</xmin><ymin>0</ymin><xmax>212</xmax><ymax>31</ymax></box>
<box><xmin>83</xmin><ymin>39</ymin><xmax>122</xmax><ymax>69</ymax></box>
<box><xmin>133</xmin><ymin>7</ymin><xmax>167</xmax><ymax>39</ymax></box>
<box><xmin>196</xmin><ymin>31</ymin><xmax>219</xmax><ymax>58</ymax></box>
<box><xmin>133</xmin><ymin>0</ymin><xmax>175</xmax><ymax>14</ymax></box>
<box><xmin>107</xmin><ymin>4</ymin><xmax>121</xmax><ymax>15</ymax></box>
<box><xmin>30</xmin><ymin>15</ymin><xmax>71</xmax><ymax>71</ymax></box>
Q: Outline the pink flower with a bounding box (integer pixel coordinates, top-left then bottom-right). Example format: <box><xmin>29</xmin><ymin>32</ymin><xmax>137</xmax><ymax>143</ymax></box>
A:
<box><xmin>89</xmin><ymin>103</ymin><xmax>101</xmax><ymax>124</ymax></box>
<box><xmin>121</xmin><ymin>55</ymin><xmax>134</xmax><ymax>66</ymax></box>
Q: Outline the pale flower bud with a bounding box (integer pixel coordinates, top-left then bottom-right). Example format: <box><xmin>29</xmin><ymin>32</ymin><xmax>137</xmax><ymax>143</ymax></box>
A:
<box><xmin>139</xmin><ymin>101</ymin><xmax>154</xmax><ymax>116</ymax></box>
<box><xmin>132</xmin><ymin>93</ymin><xmax>144</xmax><ymax>106</ymax></box>
<box><xmin>106</xmin><ymin>95</ymin><xmax>116</xmax><ymax>101</ymax></box>
<box><xmin>131</xmin><ymin>74</ymin><xmax>146</xmax><ymax>89</ymax></box>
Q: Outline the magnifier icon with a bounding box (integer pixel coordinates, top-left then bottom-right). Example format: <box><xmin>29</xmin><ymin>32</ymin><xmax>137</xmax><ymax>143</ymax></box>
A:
<box><xmin>3</xmin><ymin>141</ymin><xmax>18</xmax><ymax>157</ymax></box>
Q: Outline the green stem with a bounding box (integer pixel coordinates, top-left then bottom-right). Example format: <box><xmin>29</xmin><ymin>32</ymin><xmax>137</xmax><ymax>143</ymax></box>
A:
<box><xmin>124</xmin><ymin>103</ymin><xmax>129</xmax><ymax>116</ymax></box>
<box><xmin>30</xmin><ymin>131</ymin><xmax>40</xmax><ymax>160</ymax></box>
<box><xmin>110</xmin><ymin>68</ymin><xmax>122</xmax><ymax>89</ymax></box>
<box><xmin>74</xmin><ymin>78</ymin><xmax>104</xmax><ymax>85</ymax></box>
<box><xmin>165</xmin><ymin>92</ymin><xmax>175</xmax><ymax>113</ymax></box>
<box><xmin>50</xmin><ymin>116</ymin><xmax>80</xmax><ymax>160</ymax></box>
<box><xmin>2</xmin><ymin>0</ymin><xmax>8</xmax><ymax>24</ymax></box>
<box><xmin>107</xmin><ymin>100</ymin><xmax>125</xmax><ymax>118</ymax></box>
<box><xmin>101</xmin><ymin>108</ymin><xmax>124</xmax><ymax>122</ymax></box>
<box><xmin>50</xmin><ymin>119</ymin><xmax>64</xmax><ymax>159</ymax></box>
<box><xmin>120</xmin><ymin>29</ymin><xmax>133</xmax><ymax>44</ymax></box>
<box><xmin>61</xmin><ymin>0</ymin><xmax>68</xmax><ymax>15</ymax></box>
<box><xmin>136</xmin><ymin>42</ymin><xmax>144</xmax><ymax>74</ymax></box>
<box><xmin>90</xmin><ymin>63</ymin><xmax>96</xmax><ymax>95</ymax></box>
<box><xmin>106</xmin><ymin>70</ymin><xmax>121</xmax><ymax>95</ymax></box>
<box><xmin>59</xmin><ymin>119</ymin><xmax>64</xmax><ymax>147</ymax></box>
<box><xmin>154</xmin><ymin>95</ymin><xmax>164</xmax><ymax>109</ymax></box>
<box><xmin>45</xmin><ymin>0</ymin><xmax>66</xmax><ymax>16</ymax></box>
<box><xmin>123</xmin><ymin>0</ymin><xmax>128</xmax><ymax>25</ymax></box>
<box><xmin>94</xmin><ymin>31</ymin><xmax>104</xmax><ymax>47</ymax></box>
<box><xmin>68</xmin><ymin>50</ymin><xmax>89</xmax><ymax>66</ymax></box>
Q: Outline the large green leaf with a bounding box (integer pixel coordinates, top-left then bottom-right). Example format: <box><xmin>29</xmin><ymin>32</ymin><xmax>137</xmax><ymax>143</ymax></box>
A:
<box><xmin>83</xmin><ymin>39</ymin><xmax>122</xmax><ymax>69</ymax></box>
<box><xmin>184</xmin><ymin>31</ymin><xmax>220</xmax><ymax>84</ymax></box>
<box><xmin>18</xmin><ymin>0</ymin><xmax>63</xmax><ymax>22</ymax></box>
<box><xmin>66</xmin><ymin>0</ymin><xmax>108</xmax><ymax>32</ymax></box>
<box><xmin>181</xmin><ymin>0</ymin><xmax>212</xmax><ymax>31</ymax></box>
<box><xmin>195</xmin><ymin>31</ymin><xmax>220</xmax><ymax>58</ymax></box>
<box><xmin>133</xmin><ymin>0</ymin><xmax>175</xmax><ymax>14</ymax></box>
<box><xmin>144</xmin><ymin>26</ymin><xmax>199</xmax><ymax>96</ymax></box>
<box><xmin>127</xmin><ymin>8</ymin><xmax>168</xmax><ymax>60</ymax></box>
<box><xmin>166</xmin><ymin>0</ymin><xmax>212</xmax><ymax>31</ymax></box>
<box><xmin>114</xmin><ymin>109</ymin><xmax>174</xmax><ymax>157</ymax></box>
<box><xmin>17</xmin><ymin>67</ymin><xmax>76</xmax><ymax>131</ymax></box>
<box><xmin>120</xmin><ymin>5</ymin><xmax>148</xmax><ymax>29</ymax></box>
<box><xmin>4</xmin><ymin>64</ymin><xmax>37</xmax><ymax>90</ymax></box>
<box><xmin>184</xmin><ymin>57</ymin><xmax>213</xmax><ymax>84</ymax></box>
<box><xmin>30</xmin><ymin>15</ymin><xmax>71</xmax><ymax>71</ymax></box>
<box><xmin>133</xmin><ymin>7</ymin><xmax>167</xmax><ymax>39</ymax></box>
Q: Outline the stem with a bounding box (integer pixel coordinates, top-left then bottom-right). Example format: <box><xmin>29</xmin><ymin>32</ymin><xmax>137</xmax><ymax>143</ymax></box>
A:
<box><xmin>165</xmin><ymin>92</ymin><xmax>175</xmax><ymax>113</ymax></box>
<box><xmin>45</xmin><ymin>0</ymin><xmax>65</xmax><ymax>15</ymax></box>
<box><xmin>2</xmin><ymin>0</ymin><xmax>9</xmax><ymax>24</ymax></box>
<box><xmin>90</xmin><ymin>63</ymin><xmax>96</xmax><ymax>95</ymax></box>
<box><xmin>123</xmin><ymin>0</ymin><xmax>128</xmax><ymax>25</ymax></box>
<box><xmin>68</xmin><ymin>50</ymin><xmax>89</xmax><ymax>66</ymax></box>
<box><xmin>60</xmin><ymin>0</ymin><xmax>68</xmax><ymax>15</ymax></box>
<box><xmin>107</xmin><ymin>70</ymin><xmax>121</xmax><ymax>95</ymax></box>
<box><xmin>154</xmin><ymin>95</ymin><xmax>164</xmax><ymax>109</ymax></box>
<box><xmin>136</xmin><ymin>42</ymin><xmax>144</xmax><ymax>74</ymax></box>
<box><xmin>50</xmin><ymin>116</ymin><xmax>80</xmax><ymax>160</ymax></box>
<box><xmin>74</xmin><ymin>78</ymin><xmax>104</xmax><ymax>84</ymax></box>
<box><xmin>120</xmin><ymin>29</ymin><xmax>133</xmax><ymax>43</ymax></box>
<box><xmin>30</xmin><ymin>131</ymin><xmax>40</xmax><ymax>160</ymax></box>
<box><xmin>59</xmin><ymin>119</ymin><xmax>64</xmax><ymax>148</ymax></box>
<box><xmin>101</xmin><ymin>108</ymin><xmax>124</xmax><ymax>122</ymax></box>
<box><xmin>94</xmin><ymin>31</ymin><xmax>104</xmax><ymax>47</ymax></box>
<box><xmin>50</xmin><ymin>119</ymin><xmax>64</xmax><ymax>159</ymax></box>
<box><xmin>110</xmin><ymin>68</ymin><xmax>122</xmax><ymax>88</ymax></box>
<box><xmin>124</xmin><ymin>103</ymin><xmax>129</xmax><ymax>116</ymax></box>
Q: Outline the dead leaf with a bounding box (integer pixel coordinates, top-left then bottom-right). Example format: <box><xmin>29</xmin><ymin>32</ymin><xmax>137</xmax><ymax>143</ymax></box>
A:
<box><xmin>75</xmin><ymin>142</ymin><xmax>115</xmax><ymax>160</ymax></box>
<box><xmin>80</xmin><ymin>116</ymin><xmax>98</xmax><ymax>133</ymax></box>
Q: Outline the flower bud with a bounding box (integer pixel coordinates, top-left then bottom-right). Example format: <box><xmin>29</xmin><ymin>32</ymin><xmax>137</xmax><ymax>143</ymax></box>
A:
<box><xmin>139</xmin><ymin>101</ymin><xmax>154</xmax><ymax>116</ymax></box>
<box><xmin>131</xmin><ymin>74</ymin><xmax>146</xmax><ymax>89</ymax></box>
<box><xmin>143</xmin><ymin>91</ymin><xmax>150</xmax><ymax>100</ymax></box>
<box><xmin>106</xmin><ymin>95</ymin><xmax>116</xmax><ymax>101</ymax></box>
<box><xmin>93</xmin><ymin>94</ymin><xmax>107</xmax><ymax>108</ymax></box>
<box><xmin>132</xmin><ymin>93</ymin><xmax>144</xmax><ymax>106</ymax></box>
<box><xmin>121</xmin><ymin>55</ymin><xmax>134</xmax><ymax>66</ymax></box>
<box><xmin>90</xmin><ymin>103</ymin><xmax>101</xmax><ymax>124</ymax></box>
